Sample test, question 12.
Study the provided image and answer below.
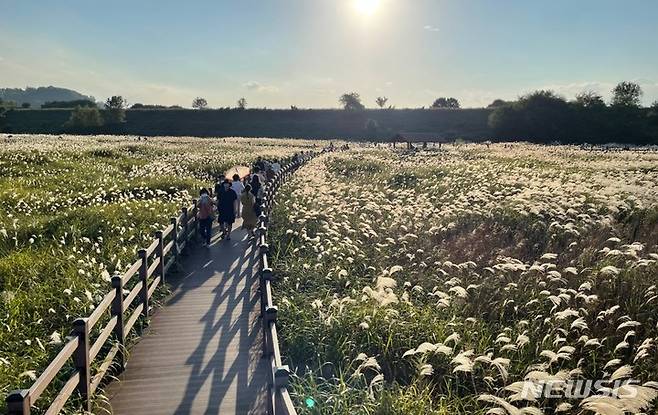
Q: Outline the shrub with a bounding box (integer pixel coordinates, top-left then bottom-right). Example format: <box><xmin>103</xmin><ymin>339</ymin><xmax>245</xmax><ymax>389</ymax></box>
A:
<box><xmin>64</xmin><ymin>106</ymin><xmax>104</xmax><ymax>131</ymax></box>
<box><xmin>41</xmin><ymin>100</ymin><xmax>96</xmax><ymax>109</ymax></box>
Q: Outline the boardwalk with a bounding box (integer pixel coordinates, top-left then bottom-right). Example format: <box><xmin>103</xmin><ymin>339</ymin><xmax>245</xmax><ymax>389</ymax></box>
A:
<box><xmin>107</xmin><ymin>219</ymin><xmax>268</xmax><ymax>414</ymax></box>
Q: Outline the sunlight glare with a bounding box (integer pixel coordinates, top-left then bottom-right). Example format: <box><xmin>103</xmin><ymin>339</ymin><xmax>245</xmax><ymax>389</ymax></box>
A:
<box><xmin>354</xmin><ymin>0</ymin><xmax>381</xmax><ymax>16</ymax></box>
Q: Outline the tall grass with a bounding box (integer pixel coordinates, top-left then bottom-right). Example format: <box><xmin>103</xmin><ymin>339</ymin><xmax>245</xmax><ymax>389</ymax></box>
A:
<box><xmin>270</xmin><ymin>144</ymin><xmax>658</xmax><ymax>414</ymax></box>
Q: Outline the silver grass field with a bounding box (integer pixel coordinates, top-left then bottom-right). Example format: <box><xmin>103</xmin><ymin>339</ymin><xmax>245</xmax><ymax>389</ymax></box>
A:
<box><xmin>269</xmin><ymin>144</ymin><xmax>658</xmax><ymax>414</ymax></box>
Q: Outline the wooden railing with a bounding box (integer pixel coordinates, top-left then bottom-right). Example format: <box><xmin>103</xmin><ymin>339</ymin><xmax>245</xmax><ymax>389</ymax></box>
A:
<box><xmin>6</xmin><ymin>200</ymin><xmax>200</xmax><ymax>415</ymax></box>
<box><xmin>6</xmin><ymin>154</ymin><xmax>314</xmax><ymax>415</ymax></box>
<box><xmin>256</xmin><ymin>155</ymin><xmax>315</xmax><ymax>415</ymax></box>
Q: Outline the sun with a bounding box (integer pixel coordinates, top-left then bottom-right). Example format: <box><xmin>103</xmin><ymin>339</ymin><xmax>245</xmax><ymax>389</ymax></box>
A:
<box><xmin>354</xmin><ymin>0</ymin><xmax>381</xmax><ymax>16</ymax></box>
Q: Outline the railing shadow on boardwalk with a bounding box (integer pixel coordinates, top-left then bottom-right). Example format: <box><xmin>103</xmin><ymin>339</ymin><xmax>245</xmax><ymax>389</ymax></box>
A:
<box><xmin>170</xmin><ymin>232</ymin><xmax>265</xmax><ymax>414</ymax></box>
<box><xmin>106</xmin><ymin>225</ymin><xmax>268</xmax><ymax>414</ymax></box>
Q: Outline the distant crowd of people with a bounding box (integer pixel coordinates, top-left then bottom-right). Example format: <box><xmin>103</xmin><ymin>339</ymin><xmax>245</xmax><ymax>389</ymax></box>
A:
<box><xmin>195</xmin><ymin>151</ymin><xmax>317</xmax><ymax>246</ymax></box>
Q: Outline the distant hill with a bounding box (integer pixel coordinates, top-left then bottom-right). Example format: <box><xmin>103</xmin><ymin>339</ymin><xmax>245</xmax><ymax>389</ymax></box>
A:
<box><xmin>0</xmin><ymin>86</ymin><xmax>95</xmax><ymax>108</ymax></box>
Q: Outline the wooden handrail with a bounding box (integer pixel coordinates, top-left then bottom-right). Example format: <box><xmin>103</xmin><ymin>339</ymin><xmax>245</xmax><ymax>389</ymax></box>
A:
<box><xmin>124</xmin><ymin>303</ymin><xmax>144</xmax><ymax>335</ymax></box>
<box><xmin>89</xmin><ymin>316</ymin><xmax>117</xmax><ymax>361</ymax></box>
<box><xmin>122</xmin><ymin>281</ymin><xmax>143</xmax><ymax>310</ymax></box>
<box><xmin>277</xmin><ymin>387</ymin><xmax>297</xmax><ymax>415</ymax></box>
<box><xmin>144</xmin><ymin>239</ymin><xmax>159</xmax><ymax>257</ymax></box>
<box><xmin>161</xmin><ymin>223</ymin><xmax>174</xmax><ymax>239</ymax></box>
<box><xmin>28</xmin><ymin>337</ymin><xmax>79</xmax><ymax>403</ymax></box>
<box><xmin>122</xmin><ymin>260</ymin><xmax>142</xmax><ymax>285</ymax></box>
<box><xmin>163</xmin><ymin>239</ymin><xmax>174</xmax><ymax>257</ymax></box>
<box><xmin>43</xmin><ymin>372</ymin><xmax>79</xmax><ymax>415</ymax></box>
<box><xmin>270</xmin><ymin>322</ymin><xmax>283</xmax><ymax>366</ymax></box>
<box><xmin>89</xmin><ymin>343</ymin><xmax>120</xmax><ymax>395</ymax></box>
<box><xmin>87</xmin><ymin>290</ymin><xmax>115</xmax><ymax>331</ymax></box>
<box><xmin>147</xmin><ymin>276</ymin><xmax>161</xmax><ymax>299</ymax></box>
<box><xmin>147</xmin><ymin>256</ymin><xmax>159</xmax><ymax>279</ymax></box>
<box><xmin>4</xmin><ymin>191</ymin><xmax>192</xmax><ymax>414</ymax></box>
<box><xmin>164</xmin><ymin>256</ymin><xmax>176</xmax><ymax>276</ymax></box>
<box><xmin>256</xmin><ymin>154</ymin><xmax>317</xmax><ymax>415</ymax></box>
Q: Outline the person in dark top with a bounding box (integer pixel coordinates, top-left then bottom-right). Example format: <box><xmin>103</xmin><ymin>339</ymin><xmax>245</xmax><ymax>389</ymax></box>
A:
<box><xmin>250</xmin><ymin>174</ymin><xmax>263</xmax><ymax>217</ymax></box>
<box><xmin>214</xmin><ymin>174</ymin><xmax>226</xmax><ymax>198</ymax></box>
<box><xmin>254</xmin><ymin>156</ymin><xmax>266</xmax><ymax>172</ymax></box>
<box><xmin>216</xmin><ymin>180</ymin><xmax>237</xmax><ymax>240</ymax></box>
<box><xmin>266</xmin><ymin>165</ymin><xmax>275</xmax><ymax>181</ymax></box>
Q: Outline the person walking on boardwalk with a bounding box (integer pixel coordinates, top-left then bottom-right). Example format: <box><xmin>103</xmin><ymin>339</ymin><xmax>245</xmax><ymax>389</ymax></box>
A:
<box><xmin>214</xmin><ymin>174</ymin><xmax>226</xmax><ymax>198</ymax></box>
<box><xmin>271</xmin><ymin>159</ymin><xmax>281</xmax><ymax>173</ymax></box>
<box><xmin>266</xmin><ymin>164</ymin><xmax>275</xmax><ymax>182</ymax></box>
<box><xmin>250</xmin><ymin>174</ymin><xmax>263</xmax><ymax>217</ymax></box>
<box><xmin>253</xmin><ymin>156</ymin><xmax>265</xmax><ymax>172</ymax></box>
<box><xmin>240</xmin><ymin>184</ymin><xmax>258</xmax><ymax>237</ymax></box>
<box><xmin>217</xmin><ymin>180</ymin><xmax>237</xmax><ymax>240</ymax></box>
<box><xmin>197</xmin><ymin>188</ymin><xmax>214</xmax><ymax>246</ymax></box>
<box><xmin>231</xmin><ymin>174</ymin><xmax>245</xmax><ymax>218</ymax></box>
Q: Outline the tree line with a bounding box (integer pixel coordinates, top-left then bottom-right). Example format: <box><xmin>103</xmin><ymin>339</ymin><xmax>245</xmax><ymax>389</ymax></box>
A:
<box><xmin>3</xmin><ymin>81</ymin><xmax>657</xmax><ymax>143</ymax></box>
<box><xmin>337</xmin><ymin>92</ymin><xmax>461</xmax><ymax>110</ymax></box>
<box><xmin>488</xmin><ymin>82</ymin><xmax>658</xmax><ymax>144</ymax></box>
<box><xmin>335</xmin><ymin>82</ymin><xmax>657</xmax><ymax>144</ymax></box>
<box><xmin>60</xmin><ymin>96</ymin><xmax>128</xmax><ymax>132</ymax></box>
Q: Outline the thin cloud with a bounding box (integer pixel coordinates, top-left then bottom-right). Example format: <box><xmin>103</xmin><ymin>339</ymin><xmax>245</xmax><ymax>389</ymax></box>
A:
<box><xmin>243</xmin><ymin>81</ymin><xmax>279</xmax><ymax>93</ymax></box>
<box><xmin>424</xmin><ymin>25</ymin><xmax>439</xmax><ymax>32</ymax></box>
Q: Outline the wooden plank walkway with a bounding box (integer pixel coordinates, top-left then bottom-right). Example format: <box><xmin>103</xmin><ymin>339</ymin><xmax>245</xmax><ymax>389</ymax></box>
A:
<box><xmin>106</xmin><ymin>219</ymin><xmax>268</xmax><ymax>414</ymax></box>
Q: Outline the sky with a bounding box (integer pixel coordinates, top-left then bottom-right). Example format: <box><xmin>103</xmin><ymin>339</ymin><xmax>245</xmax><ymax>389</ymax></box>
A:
<box><xmin>1</xmin><ymin>0</ymin><xmax>658</xmax><ymax>108</ymax></box>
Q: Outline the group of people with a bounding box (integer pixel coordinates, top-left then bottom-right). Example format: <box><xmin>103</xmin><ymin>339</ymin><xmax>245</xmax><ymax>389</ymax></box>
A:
<box><xmin>196</xmin><ymin>167</ymin><xmax>268</xmax><ymax>246</ymax></box>
<box><xmin>195</xmin><ymin>151</ymin><xmax>321</xmax><ymax>246</ymax></box>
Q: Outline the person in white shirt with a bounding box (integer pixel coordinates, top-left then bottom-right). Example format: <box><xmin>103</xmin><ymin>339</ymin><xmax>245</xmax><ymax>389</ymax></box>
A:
<box><xmin>231</xmin><ymin>174</ymin><xmax>245</xmax><ymax>218</ymax></box>
<box><xmin>271</xmin><ymin>159</ymin><xmax>281</xmax><ymax>173</ymax></box>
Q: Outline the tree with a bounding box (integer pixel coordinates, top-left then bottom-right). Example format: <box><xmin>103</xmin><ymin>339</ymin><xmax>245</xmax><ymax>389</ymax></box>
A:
<box><xmin>192</xmin><ymin>97</ymin><xmax>208</xmax><ymax>110</ymax></box>
<box><xmin>21</xmin><ymin>102</ymin><xmax>31</xmax><ymax>109</ymax></box>
<box><xmin>611</xmin><ymin>81</ymin><xmax>642</xmax><ymax>107</ymax></box>
<box><xmin>65</xmin><ymin>106</ymin><xmax>104</xmax><ymax>130</ymax></box>
<box><xmin>647</xmin><ymin>101</ymin><xmax>658</xmax><ymax>122</ymax></box>
<box><xmin>105</xmin><ymin>95</ymin><xmax>127</xmax><ymax>110</ymax></box>
<box><xmin>575</xmin><ymin>91</ymin><xmax>606</xmax><ymax>108</ymax></box>
<box><xmin>375</xmin><ymin>97</ymin><xmax>388</xmax><ymax>109</ymax></box>
<box><xmin>487</xmin><ymin>99</ymin><xmax>510</xmax><ymax>108</ymax></box>
<box><xmin>104</xmin><ymin>95</ymin><xmax>126</xmax><ymax>124</ymax></box>
<box><xmin>131</xmin><ymin>103</ymin><xmax>168</xmax><ymax>109</ymax></box>
<box><xmin>237</xmin><ymin>97</ymin><xmax>247</xmax><ymax>110</ymax></box>
<box><xmin>431</xmin><ymin>97</ymin><xmax>460</xmax><ymax>109</ymax></box>
<box><xmin>339</xmin><ymin>92</ymin><xmax>365</xmax><ymax>111</ymax></box>
<box><xmin>0</xmin><ymin>99</ymin><xmax>16</xmax><ymax>109</ymax></box>
<box><xmin>42</xmin><ymin>100</ymin><xmax>97</xmax><ymax>109</ymax></box>
<box><xmin>488</xmin><ymin>90</ymin><xmax>573</xmax><ymax>142</ymax></box>
<box><xmin>0</xmin><ymin>106</ymin><xmax>6</xmax><ymax>132</ymax></box>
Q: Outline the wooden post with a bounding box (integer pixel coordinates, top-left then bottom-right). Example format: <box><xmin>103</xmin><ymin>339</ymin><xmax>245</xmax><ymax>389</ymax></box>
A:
<box><xmin>170</xmin><ymin>217</ymin><xmax>179</xmax><ymax>261</ymax></box>
<box><xmin>72</xmin><ymin>318</ymin><xmax>91</xmax><ymax>412</ymax></box>
<box><xmin>111</xmin><ymin>274</ymin><xmax>126</xmax><ymax>371</ymax></box>
<box><xmin>138</xmin><ymin>249</ymin><xmax>149</xmax><ymax>319</ymax></box>
<box><xmin>5</xmin><ymin>389</ymin><xmax>30</xmax><ymax>415</ymax></box>
<box><xmin>181</xmin><ymin>207</ymin><xmax>189</xmax><ymax>249</ymax></box>
<box><xmin>191</xmin><ymin>199</ymin><xmax>198</xmax><ymax>240</ymax></box>
<box><xmin>155</xmin><ymin>230</ymin><xmax>165</xmax><ymax>283</ymax></box>
<box><xmin>274</xmin><ymin>365</ymin><xmax>291</xmax><ymax>388</ymax></box>
<box><xmin>264</xmin><ymin>305</ymin><xmax>278</xmax><ymax>357</ymax></box>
